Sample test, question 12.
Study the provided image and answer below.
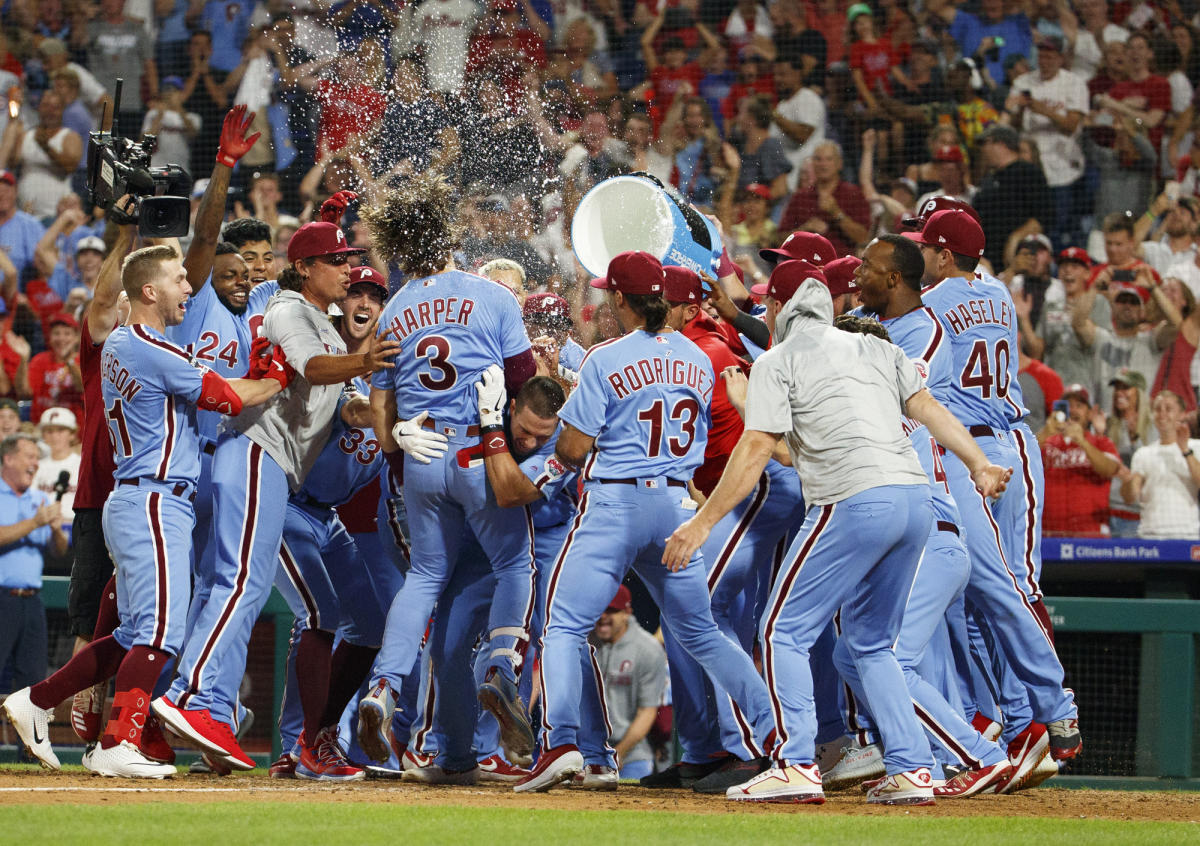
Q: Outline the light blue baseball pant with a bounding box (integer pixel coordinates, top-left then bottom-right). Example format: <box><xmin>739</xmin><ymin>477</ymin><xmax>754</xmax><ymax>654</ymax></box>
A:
<box><xmin>104</xmin><ymin>483</ymin><xmax>195</xmax><ymax>656</ymax></box>
<box><xmin>541</xmin><ymin>480</ymin><xmax>775</xmax><ymax>755</ymax></box>
<box><xmin>370</xmin><ymin>440</ymin><xmax>536</xmax><ymax>692</ymax></box>
<box><xmin>832</xmin><ymin>522</ymin><xmax>1008</xmax><ymax>772</ymax></box>
<box><xmin>662</xmin><ymin>460</ymin><xmax>803</xmax><ymax>763</ymax></box>
<box><xmin>170</xmin><ymin>432</ymin><xmax>290</xmax><ymax>725</ymax></box>
<box><xmin>761</xmin><ymin>484</ymin><xmax>933</xmax><ymax>773</ymax></box>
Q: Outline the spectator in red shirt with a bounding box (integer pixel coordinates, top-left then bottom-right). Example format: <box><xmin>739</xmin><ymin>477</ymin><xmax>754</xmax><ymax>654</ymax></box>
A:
<box><xmin>722</xmin><ymin>44</ymin><xmax>776</xmax><ymax>123</ymax></box>
<box><xmin>306</xmin><ymin>45</ymin><xmax>388</xmax><ymax>159</ymax></box>
<box><xmin>1038</xmin><ymin>383</ymin><xmax>1122</xmax><ymax>536</ymax></box>
<box><xmin>467</xmin><ymin>0</ymin><xmax>549</xmax><ymax>96</ymax></box>
<box><xmin>779</xmin><ymin>141</ymin><xmax>871</xmax><ymax>256</ymax></box>
<box><xmin>639</xmin><ymin>9</ymin><xmax>718</xmax><ymax>130</ymax></box>
<box><xmin>1095</xmin><ymin>32</ymin><xmax>1172</xmax><ymax>157</ymax></box>
<box><xmin>27</xmin><ymin>311</ymin><xmax>83</xmax><ymax>424</ymax></box>
<box><xmin>848</xmin><ymin>4</ymin><xmax>902</xmax><ymax>108</ymax></box>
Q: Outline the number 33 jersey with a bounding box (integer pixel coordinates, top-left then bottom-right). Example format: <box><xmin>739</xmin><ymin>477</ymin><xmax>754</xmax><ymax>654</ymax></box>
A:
<box><xmin>373</xmin><ymin>270</ymin><xmax>531</xmax><ymax>426</ymax></box>
<box><xmin>921</xmin><ymin>272</ymin><xmax>1027</xmax><ymax>430</ymax></box>
<box><xmin>558</xmin><ymin>330</ymin><xmax>714</xmax><ymax>482</ymax></box>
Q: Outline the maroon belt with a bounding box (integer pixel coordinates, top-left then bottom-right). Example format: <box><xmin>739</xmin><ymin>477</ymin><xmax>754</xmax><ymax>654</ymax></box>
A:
<box><xmin>119</xmin><ymin>477</ymin><xmax>197</xmax><ymax>504</ymax></box>
<box><xmin>937</xmin><ymin>520</ymin><xmax>959</xmax><ymax>536</ymax></box>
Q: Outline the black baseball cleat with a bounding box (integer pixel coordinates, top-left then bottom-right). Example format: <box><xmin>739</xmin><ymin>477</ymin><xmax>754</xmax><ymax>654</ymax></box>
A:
<box><xmin>692</xmin><ymin>756</ymin><xmax>772</xmax><ymax>794</ymax></box>
<box><xmin>639</xmin><ymin>756</ymin><xmax>732</xmax><ymax>789</ymax></box>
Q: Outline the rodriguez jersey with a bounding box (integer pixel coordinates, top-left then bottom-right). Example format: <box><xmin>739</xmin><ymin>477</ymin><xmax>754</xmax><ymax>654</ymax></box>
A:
<box><xmin>558</xmin><ymin>330</ymin><xmax>714</xmax><ymax>482</ymax></box>
<box><xmin>100</xmin><ymin>324</ymin><xmax>208</xmax><ymax>487</ymax></box>
<box><xmin>920</xmin><ymin>273</ymin><xmax>1026</xmax><ymax>430</ymax></box>
<box><xmin>373</xmin><ymin>270</ymin><xmax>531</xmax><ymax>426</ymax></box>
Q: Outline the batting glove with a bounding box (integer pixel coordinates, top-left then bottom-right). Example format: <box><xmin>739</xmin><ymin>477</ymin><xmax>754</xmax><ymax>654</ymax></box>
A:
<box><xmin>319</xmin><ymin>190</ymin><xmax>359</xmax><ymax>224</ymax></box>
<box><xmin>216</xmin><ymin>104</ymin><xmax>261</xmax><ymax>168</ymax></box>
<box><xmin>244</xmin><ymin>334</ymin><xmax>273</xmax><ymax>380</ymax></box>
<box><xmin>475</xmin><ymin>364</ymin><xmax>506</xmax><ymax>429</ymax></box>
<box><xmin>392</xmin><ymin>411</ymin><xmax>449</xmax><ymax>464</ymax></box>
<box><xmin>264</xmin><ymin>344</ymin><xmax>296</xmax><ymax>390</ymax></box>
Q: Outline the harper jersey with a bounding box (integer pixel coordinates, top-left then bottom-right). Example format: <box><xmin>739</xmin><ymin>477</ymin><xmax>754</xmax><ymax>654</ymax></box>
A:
<box><xmin>558</xmin><ymin>330</ymin><xmax>714</xmax><ymax>482</ymax></box>
<box><xmin>100</xmin><ymin>324</ymin><xmax>208</xmax><ymax>487</ymax></box>
<box><xmin>373</xmin><ymin>270</ymin><xmax>531</xmax><ymax>425</ymax></box>
<box><xmin>921</xmin><ymin>272</ymin><xmax>1026</xmax><ymax>430</ymax></box>
<box><xmin>166</xmin><ymin>278</ymin><xmax>278</xmax><ymax>442</ymax></box>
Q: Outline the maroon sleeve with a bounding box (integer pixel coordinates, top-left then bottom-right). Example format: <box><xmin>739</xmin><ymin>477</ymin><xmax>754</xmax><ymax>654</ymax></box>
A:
<box><xmin>504</xmin><ymin>348</ymin><xmax>536</xmax><ymax>398</ymax></box>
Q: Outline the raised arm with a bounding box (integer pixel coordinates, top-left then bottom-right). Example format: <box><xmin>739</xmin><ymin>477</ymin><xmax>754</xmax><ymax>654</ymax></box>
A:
<box><xmin>88</xmin><ymin>214</ymin><xmax>136</xmax><ymax>344</ymax></box>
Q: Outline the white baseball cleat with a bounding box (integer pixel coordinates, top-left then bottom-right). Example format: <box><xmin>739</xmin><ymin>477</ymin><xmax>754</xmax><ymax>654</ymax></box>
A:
<box><xmin>572</xmin><ymin>764</ymin><xmax>618</xmax><ymax>791</ymax></box>
<box><xmin>726</xmin><ymin>763</ymin><xmax>825</xmax><ymax>803</ymax></box>
<box><xmin>83</xmin><ymin>740</ymin><xmax>176</xmax><ymax>779</ymax></box>
<box><xmin>822</xmin><ymin>739</ymin><xmax>885</xmax><ymax>791</ymax></box>
<box><xmin>815</xmin><ymin>734</ymin><xmax>849</xmax><ymax>775</ymax></box>
<box><xmin>3</xmin><ymin>687</ymin><xmax>60</xmax><ymax>770</ymax></box>
<box><xmin>866</xmin><ymin>767</ymin><xmax>936</xmax><ymax>805</ymax></box>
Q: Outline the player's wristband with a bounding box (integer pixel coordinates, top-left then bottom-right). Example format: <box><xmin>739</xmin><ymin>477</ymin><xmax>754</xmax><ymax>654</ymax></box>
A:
<box><xmin>1184</xmin><ymin>449</ymin><xmax>1194</xmax><ymax>458</ymax></box>
<box><xmin>481</xmin><ymin>425</ymin><xmax>508</xmax><ymax>457</ymax></box>
<box><xmin>717</xmin><ymin>248</ymin><xmax>737</xmax><ymax>279</ymax></box>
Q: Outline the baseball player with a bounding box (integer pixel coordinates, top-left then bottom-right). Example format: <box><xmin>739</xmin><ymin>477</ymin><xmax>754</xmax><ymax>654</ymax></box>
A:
<box><xmin>522</xmin><ymin>293</ymin><xmax>585</xmax><ymax>385</ymax></box>
<box><xmin>155</xmin><ymin>222</ymin><xmax>400</xmax><ymax>769</ymax></box>
<box><xmin>664</xmin><ymin>260</ymin><xmax>1010</xmax><ymax>805</ymax></box>
<box><xmin>516</xmin><ymin>251</ymin><xmax>776</xmax><ymax>793</ymax></box>
<box><xmin>3</xmin><ymin>245</ymin><xmax>284</xmax><ymax>777</ymax></box>
<box><xmin>652</xmin><ymin>265</ymin><xmax>807</xmax><ymax>794</ymax></box>
<box><xmin>914</xmin><ymin>209</ymin><xmax>1081</xmax><ymax>789</ymax></box>
<box><xmin>355</xmin><ymin>172</ymin><xmax>537</xmax><ymax>765</ymax></box>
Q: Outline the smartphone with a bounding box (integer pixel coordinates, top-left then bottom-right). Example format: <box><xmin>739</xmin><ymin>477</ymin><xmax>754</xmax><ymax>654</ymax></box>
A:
<box><xmin>1112</xmin><ymin>268</ymin><xmax>1136</xmax><ymax>283</ymax></box>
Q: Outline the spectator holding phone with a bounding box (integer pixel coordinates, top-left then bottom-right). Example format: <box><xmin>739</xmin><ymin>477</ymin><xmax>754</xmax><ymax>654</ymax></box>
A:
<box><xmin>1120</xmin><ymin>390</ymin><xmax>1200</xmax><ymax>539</ymax></box>
<box><xmin>1105</xmin><ymin>368</ymin><xmax>1153</xmax><ymax>537</ymax></box>
<box><xmin>1038</xmin><ymin>384</ymin><xmax>1121</xmax><ymax>536</ymax></box>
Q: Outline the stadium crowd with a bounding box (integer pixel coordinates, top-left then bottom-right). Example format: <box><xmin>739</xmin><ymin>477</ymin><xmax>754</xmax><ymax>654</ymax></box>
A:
<box><xmin>0</xmin><ymin>0</ymin><xmax>1188</xmax><ymax>800</ymax></box>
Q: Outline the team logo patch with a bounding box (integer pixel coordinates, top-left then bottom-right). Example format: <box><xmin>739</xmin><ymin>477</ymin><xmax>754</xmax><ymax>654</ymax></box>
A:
<box><xmin>486</xmin><ymin>434</ymin><xmax>506</xmax><ymax>451</ymax></box>
<box><xmin>544</xmin><ymin>456</ymin><xmax>566</xmax><ymax>480</ymax></box>
<box><xmin>914</xmin><ymin>360</ymin><xmax>928</xmax><ymax>379</ymax></box>
<box><xmin>654</xmin><ymin>336</ymin><xmax>668</xmax><ymax>344</ymax></box>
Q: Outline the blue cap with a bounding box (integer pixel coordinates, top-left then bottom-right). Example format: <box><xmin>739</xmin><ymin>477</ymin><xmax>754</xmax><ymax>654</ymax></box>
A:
<box><xmin>162</xmin><ymin>76</ymin><xmax>185</xmax><ymax>91</ymax></box>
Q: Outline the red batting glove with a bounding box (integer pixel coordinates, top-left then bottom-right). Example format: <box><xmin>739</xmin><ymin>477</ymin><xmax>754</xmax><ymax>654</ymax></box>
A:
<box><xmin>319</xmin><ymin>190</ymin><xmax>359</xmax><ymax>224</ymax></box>
<box><xmin>216</xmin><ymin>104</ymin><xmax>261</xmax><ymax>168</ymax></box>
<box><xmin>264</xmin><ymin>344</ymin><xmax>297</xmax><ymax>390</ymax></box>
<box><xmin>243</xmin><ymin>334</ymin><xmax>273</xmax><ymax>380</ymax></box>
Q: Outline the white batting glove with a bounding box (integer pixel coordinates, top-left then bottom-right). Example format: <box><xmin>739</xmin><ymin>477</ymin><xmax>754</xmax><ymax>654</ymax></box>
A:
<box><xmin>391</xmin><ymin>410</ymin><xmax>449</xmax><ymax>464</ymax></box>
<box><xmin>475</xmin><ymin>363</ymin><xmax>507</xmax><ymax>429</ymax></box>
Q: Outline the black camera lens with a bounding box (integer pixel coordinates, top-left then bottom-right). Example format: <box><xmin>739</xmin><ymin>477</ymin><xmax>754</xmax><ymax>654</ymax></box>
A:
<box><xmin>138</xmin><ymin>196</ymin><xmax>191</xmax><ymax>238</ymax></box>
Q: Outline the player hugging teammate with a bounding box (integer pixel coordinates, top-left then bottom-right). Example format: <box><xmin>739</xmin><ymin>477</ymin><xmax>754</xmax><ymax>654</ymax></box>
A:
<box><xmin>2</xmin><ymin>137</ymin><xmax>1080</xmax><ymax>806</ymax></box>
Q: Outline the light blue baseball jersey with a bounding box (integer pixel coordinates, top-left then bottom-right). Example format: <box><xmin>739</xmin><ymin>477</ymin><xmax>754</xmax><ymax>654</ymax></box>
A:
<box><xmin>558</xmin><ymin>331</ymin><xmax>714</xmax><ymax>481</ymax></box>
<box><xmin>100</xmin><ymin>324</ymin><xmax>208</xmax><ymax>486</ymax></box>
<box><xmin>920</xmin><ymin>273</ymin><xmax>1025</xmax><ymax>429</ymax></box>
<box><xmin>293</xmin><ymin>376</ymin><xmax>381</xmax><ymax>507</ymax></box>
<box><xmin>976</xmin><ymin>269</ymin><xmax>1029</xmax><ymax>426</ymax></box>
<box><xmin>165</xmin><ymin>279</ymin><xmax>278</xmax><ymax>442</ymax></box>
<box><xmin>373</xmin><ymin>270</ymin><xmax>531</xmax><ymax>426</ymax></box>
<box><xmin>516</xmin><ymin>422</ymin><xmax>578</xmax><ymax>528</ymax></box>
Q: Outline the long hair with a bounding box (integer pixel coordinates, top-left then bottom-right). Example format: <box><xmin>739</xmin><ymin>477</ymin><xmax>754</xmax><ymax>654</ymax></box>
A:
<box><xmin>362</xmin><ymin>170</ymin><xmax>461</xmax><ymax>278</ymax></box>
<box><xmin>624</xmin><ymin>292</ymin><xmax>670</xmax><ymax>333</ymax></box>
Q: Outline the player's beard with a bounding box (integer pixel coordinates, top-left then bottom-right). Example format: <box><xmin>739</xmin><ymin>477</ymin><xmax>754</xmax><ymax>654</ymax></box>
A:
<box><xmin>217</xmin><ymin>291</ymin><xmax>248</xmax><ymax>316</ymax></box>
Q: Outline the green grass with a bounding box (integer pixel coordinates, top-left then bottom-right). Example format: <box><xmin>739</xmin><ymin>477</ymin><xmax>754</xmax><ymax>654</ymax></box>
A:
<box><xmin>0</xmin><ymin>803</ymin><xmax>1192</xmax><ymax>845</ymax></box>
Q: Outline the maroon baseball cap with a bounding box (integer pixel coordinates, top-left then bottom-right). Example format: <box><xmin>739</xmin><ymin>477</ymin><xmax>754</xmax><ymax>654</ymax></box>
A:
<box><xmin>751</xmin><ymin>260</ymin><xmax>827</xmax><ymax>304</ymax></box>
<box><xmin>932</xmin><ymin>145</ymin><xmax>965</xmax><ymax>163</ymax></box>
<box><xmin>524</xmin><ymin>292</ymin><xmax>572</xmax><ymax>324</ymax></box>
<box><xmin>902</xmin><ymin>196</ymin><xmax>982</xmax><ymax>230</ymax></box>
<box><xmin>348</xmin><ymin>265</ymin><xmax>388</xmax><ymax>296</ymax></box>
<box><xmin>759</xmin><ymin>231</ymin><xmax>837</xmax><ymax>267</ymax></box>
<box><xmin>286</xmin><ymin>221</ymin><xmax>366</xmax><ymax>263</ymax></box>
<box><xmin>823</xmin><ymin>256</ymin><xmax>862</xmax><ymax>297</ymax></box>
<box><xmin>913</xmin><ymin>210</ymin><xmax>986</xmax><ymax>258</ymax></box>
<box><xmin>663</xmin><ymin>266</ymin><xmax>703</xmax><ymax>305</ymax></box>
<box><xmin>589</xmin><ymin>251</ymin><xmax>665</xmax><ymax>295</ymax></box>
<box><xmin>0</xmin><ymin>170</ymin><xmax>14</xmax><ymax>187</ymax></box>
<box><xmin>606</xmin><ymin>584</ymin><xmax>632</xmax><ymax>613</ymax></box>
<box><xmin>1057</xmin><ymin>246</ymin><xmax>1092</xmax><ymax>268</ymax></box>
<box><xmin>1062</xmin><ymin>383</ymin><xmax>1091</xmax><ymax>405</ymax></box>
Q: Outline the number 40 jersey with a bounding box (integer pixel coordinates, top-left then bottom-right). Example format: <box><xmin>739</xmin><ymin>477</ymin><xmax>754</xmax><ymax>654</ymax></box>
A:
<box><xmin>373</xmin><ymin>270</ymin><xmax>530</xmax><ymax>426</ymax></box>
<box><xmin>920</xmin><ymin>272</ymin><xmax>1027</xmax><ymax>430</ymax></box>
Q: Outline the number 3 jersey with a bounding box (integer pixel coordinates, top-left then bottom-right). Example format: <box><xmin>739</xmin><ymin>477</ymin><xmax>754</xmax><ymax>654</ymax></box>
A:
<box><xmin>100</xmin><ymin>324</ymin><xmax>209</xmax><ymax>487</ymax></box>
<box><xmin>920</xmin><ymin>272</ymin><xmax>1027</xmax><ymax>430</ymax></box>
<box><xmin>373</xmin><ymin>270</ymin><xmax>531</xmax><ymax>426</ymax></box>
<box><xmin>558</xmin><ymin>330</ymin><xmax>714</xmax><ymax>482</ymax></box>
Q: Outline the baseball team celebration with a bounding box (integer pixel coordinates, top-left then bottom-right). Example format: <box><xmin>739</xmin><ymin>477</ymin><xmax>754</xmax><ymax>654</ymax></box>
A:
<box><xmin>0</xmin><ymin>0</ymin><xmax>1195</xmax><ymax>839</ymax></box>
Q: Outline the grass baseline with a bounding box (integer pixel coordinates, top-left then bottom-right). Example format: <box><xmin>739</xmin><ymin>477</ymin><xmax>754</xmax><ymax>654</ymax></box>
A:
<box><xmin>0</xmin><ymin>802</ymin><xmax>1191</xmax><ymax>846</ymax></box>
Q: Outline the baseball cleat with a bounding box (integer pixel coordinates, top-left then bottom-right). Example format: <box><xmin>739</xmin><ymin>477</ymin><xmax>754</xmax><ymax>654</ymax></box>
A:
<box><xmin>71</xmin><ymin>681</ymin><xmax>107</xmax><ymax>743</ymax></box>
<box><xmin>934</xmin><ymin>760</ymin><xmax>1013</xmax><ymax>798</ymax></box>
<box><xmin>478</xmin><ymin>669</ymin><xmax>535</xmax><ymax>762</ymax></box>
<box><xmin>822</xmin><ymin>739</ymin><xmax>885</xmax><ymax>791</ymax></box>
<box><xmin>1047</xmin><ymin>717</ymin><xmax>1082</xmax><ymax>762</ymax></box>
<box><xmin>692</xmin><ymin>756</ymin><xmax>771</xmax><ymax>795</ymax></box>
<box><xmin>726</xmin><ymin>762</ymin><xmax>824</xmax><ymax>803</ymax></box>
<box><xmin>572</xmin><ymin>764</ymin><xmax>618</xmax><ymax>791</ymax></box>
<box><xmin>402</xmin><ymin>761</ymin><xmax>479</xmax><ymax>785</ymax></box>
<box><xmin>139</xmin><ymin>713</ymin><xmax>176</xmax><ymax>764</ymax></box>
<box><xmin>513</xmin><ymin>744</ymin><xmax>583</xmax><ymax>793</ymax></box>
<box><xmin>639</xmin><ymin>757</ymin><xmax>730</xmax><ymax>789</ymax></box>
<box><xmin>1023</xmin><ymin>747</ymin><xmax>1060</xmax><ymax>789</ymax></box>
<box><xmin>82</xmin><ymin>739</ymin><xmax>176</xmax><ymax>779</ymax></box>
<box><xmin>1001</xmin><ymin>721</ymin><xmax>1050</xmax><ymax>794</ymax></box>
<box><xmin>297</xmin><ymin>727</ymin><xmax>365</xmax><ymax>782</ymax></box>
<box><xmin>403</xmin><ymin>748</ymin><xmax>437</xmax><ymax>772</ymax></box>
<box><xmin>189</xmin><ymin>752</ymin><xmax>232</xmax><ymax>776</ymax></box>
<box><xmin>3</xmin><ymin>687</ymin><xmax>60</xmax><ymax>770</ymax></box>
<box><xmin>356</xmin><ymin>680</ymin><xmax>397</xmax><ymax>764</ymax></box>
<box><xmin>866</xmin><ymin>767</ymin><xmax>936</xmax><ymax>805</ymax></box>
<box><xmin>971</xmin><ymin>712</ymin><xmax>1003</xmax><ymax>743</ymax></box>
<box><xmin>151</xmin><ymin>695</ymin><xmax>255</xmax><ymax>770</ymax></box>
<box><xmin>815</xmin><ymin>734</ymin><xmax>849</xmax><ymax>775</ymax></box>
<box><xmin>477</xmin><ymin>753</ymin><xmax>531</xmax><ymax>783</ymax></box>
<box><xmin>270</xmin><ymin>752</ymin><xmax>299</xmax><ymax>779</ymax></box>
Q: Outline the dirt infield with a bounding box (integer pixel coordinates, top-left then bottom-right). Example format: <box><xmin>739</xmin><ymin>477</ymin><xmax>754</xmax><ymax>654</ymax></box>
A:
<box><xmin>0</xmin><ymin>770</ymin><xmax>1194</xmax><ymax>822</ymax></box>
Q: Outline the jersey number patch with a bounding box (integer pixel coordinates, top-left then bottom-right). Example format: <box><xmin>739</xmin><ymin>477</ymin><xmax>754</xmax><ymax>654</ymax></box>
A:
<box><xmin>192</xmin><ymin>332</ymin><xmax>240</xmax><ymax>370</ymax></box>
<box><xmin>637</xmin><ymin>398</ymin><xmax>700</xmax><ymax>458</ymax></box>
<box><xmin>105</xmin><ymin>398</ymin><xmax>133</xmax><ymax>458</ymax></box>
<box><xmin>960</xmin><ymin>339</ymin><xmax>1010</xmax><ymax>399</ymax></box>
<box><xmin>416</xmin><ymin>335</ymin><xmax>456</xmax><ymax>391</ymax></box>
<box><xmin>339</xmin><ymin>428</ymin><xmax>381</xmax><ymax>466</ymax></box>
